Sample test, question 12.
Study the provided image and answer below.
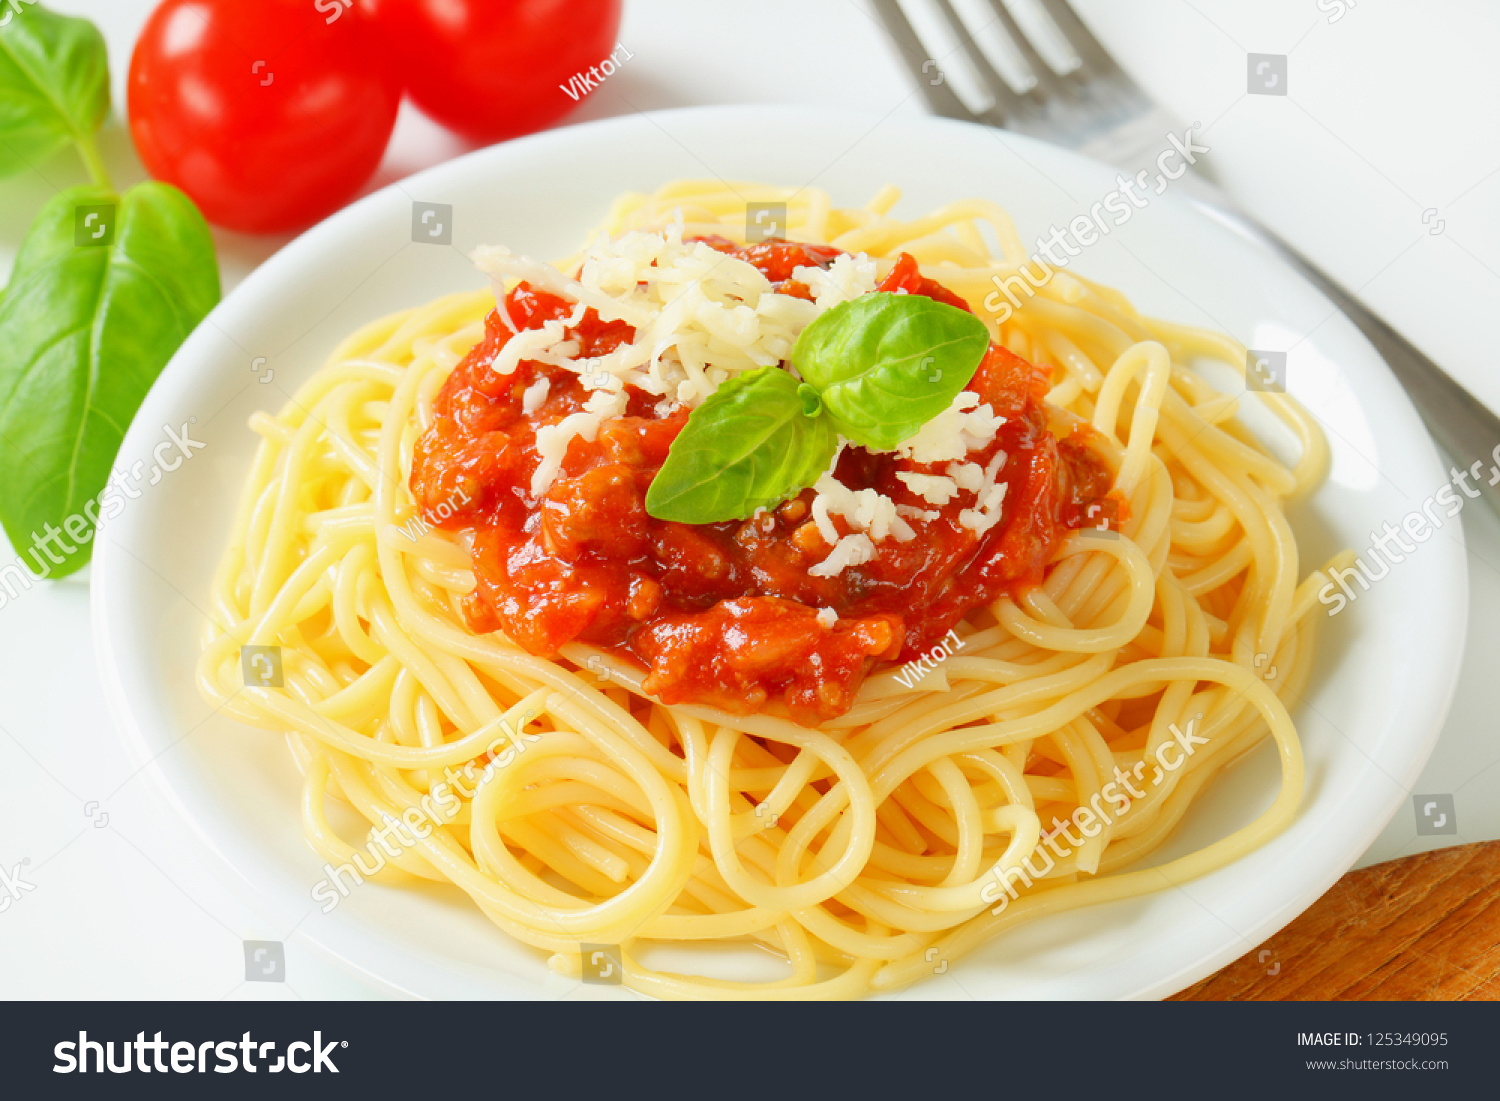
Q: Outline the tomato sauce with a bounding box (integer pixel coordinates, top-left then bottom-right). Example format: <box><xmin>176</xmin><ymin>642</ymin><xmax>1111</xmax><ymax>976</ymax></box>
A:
<box><xmin>409</xmin><ymin>240</ymin><xmax>1116</xmax><ymax>724</ymax></box>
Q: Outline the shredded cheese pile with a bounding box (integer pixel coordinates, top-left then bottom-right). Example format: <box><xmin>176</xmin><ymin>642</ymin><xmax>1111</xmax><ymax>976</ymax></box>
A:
<box><xmin>470</xmin><ymin>224</ymin><xmax>1009</xmax><ymax>574</ymax></box>
<box><xmin>807</xmin><ymin>395</ymin><xmax>1009</xmax><ymax>575</ymax></box>
<box><xmin>473</xmin><ymin>219</ymin><xmax>877</xmax><ymax>408</ymax></box>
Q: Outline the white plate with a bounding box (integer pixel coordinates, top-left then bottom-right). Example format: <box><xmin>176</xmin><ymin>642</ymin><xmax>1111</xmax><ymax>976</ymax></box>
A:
<box><xmin>91</xmin><ymin>105</ymin><xmax>1468</xmax><ymax>1000</ymax></box>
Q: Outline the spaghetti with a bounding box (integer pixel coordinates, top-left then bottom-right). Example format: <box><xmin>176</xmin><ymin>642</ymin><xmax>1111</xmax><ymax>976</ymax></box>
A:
<box><xmin>198</xmin><ymin>180</ymin><xmax>1340</xmax><ymax>999</ymax></box>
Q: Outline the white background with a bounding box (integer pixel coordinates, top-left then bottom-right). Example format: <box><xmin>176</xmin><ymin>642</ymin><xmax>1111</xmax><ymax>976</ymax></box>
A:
<box><xmin>1</xmin><ymin>0</ymin><xmax>1498</xmax><ymax>998</ymax></box>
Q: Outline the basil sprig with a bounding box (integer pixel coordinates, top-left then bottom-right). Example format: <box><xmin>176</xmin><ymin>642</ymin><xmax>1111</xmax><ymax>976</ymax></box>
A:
<box><xmin>0</xmin><ymin>3</ymin><xmax>110</xmax><ymax>184</ymax></box>
<box><xmin>0</xmin><ymin>184</ymin><xmax>220</xmax><ymax>576</ymax></box>
<box><xmin>0</xmin><ymin>5</ymin><xmax>222</xmax><ymax>578</ymax></box>
<box><xmin>795</xmin><ymin>292</ymin><xmax>991</xmax><ymax>450</ymax></box>
<box><xmin>645</xmin><ymin>292</ymin><xmax>989</xmax><ymax>524</ymax></box>
<box><xmin>645</xmin><ymin>367</ymin><xmax>839</xmax><ymax>523</ymax></box>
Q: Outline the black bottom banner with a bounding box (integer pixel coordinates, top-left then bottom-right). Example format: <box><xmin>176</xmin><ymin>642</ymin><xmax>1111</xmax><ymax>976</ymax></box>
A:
<box><xmin>0</xmin><ymin>999</ymin><xmax>1488</xmax><ymax>1098</ymax></box>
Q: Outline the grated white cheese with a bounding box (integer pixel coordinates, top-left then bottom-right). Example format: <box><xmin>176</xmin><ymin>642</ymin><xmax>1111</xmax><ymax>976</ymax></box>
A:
<box><xmin>474</xmin><ymin>245</ymin><xmax>645</xmax><ymax>327</ymax></box>
<box><xmin>803</xmin><ymin>396</ymin><xmax>1014</xmax><ymax>575</ymax></box>
<box><xmin>895</xmin><ymin>393</ymin><xmax>1005</xmax><ymax>464</ymax></box>
<box><xmin>488</xmin><ymin>315</ymin><xmax>583</xmax><ymax>377</ymax></box>
<box><xmin>472</xmin><ymin>224</ymin><xmax>869</xmax><ymax>407</ymax></box>
<box><xmin>958</xmin><ymin>451</ymin><xmax>1009</xmax><ymax>533</ymax></box>
<box><xmin>530</xmin><ymin>388</ymin><xmax>630</xmax><ymax>496</ymax></box>
<box><xmin>471</xmin><ymin>223</ymin><xmax>1020</xmax><ymax>540</ymax></box>
<box><xmin>946</xmin><ymin>461</ymin><xmax>984</xmax><ymax>493</ymax></box>
<box><xmin>521</xmin><ymin>376</ymin><xmax>551</xmax><ymax>415</ymax></box>
<box><xmin>808</xmin><ymin>533</ymin><xmax>877</xmax><ymax>579</ymax></box>
<box><xmin>793</xmin><ymin>253</ymin><xmax>879</xmax><ymax>310</ymax></box>
<box><xmin>810</xmin><ymin>472</ymin><xmax>916</xmax><ymax>546</ymax></box>
<box><xmin>816</xmin><ymin>607</ymin><xmax>838</xmax><ymax>629</ymax></box>
<box><xmin>895</xmin><ymin>471</ymin><xmax>961</xmax><ymax>506</ymax></box>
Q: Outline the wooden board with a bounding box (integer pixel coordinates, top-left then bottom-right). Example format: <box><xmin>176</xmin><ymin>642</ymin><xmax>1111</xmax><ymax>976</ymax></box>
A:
<box><xmin>1170</xmin><ymin>841</ymin><xmax>1500</xmax><ymax>999</ymax></box>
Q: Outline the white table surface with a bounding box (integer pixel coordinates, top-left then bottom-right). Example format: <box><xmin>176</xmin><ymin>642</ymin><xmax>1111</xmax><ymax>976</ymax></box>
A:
<box><xmin>2</xmin><ymin>0</ymin><xmax>1497</xmax><ymax>999</ymax></box>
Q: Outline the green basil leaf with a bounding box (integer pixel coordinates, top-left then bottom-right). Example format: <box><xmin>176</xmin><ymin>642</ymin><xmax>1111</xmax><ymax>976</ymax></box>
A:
<box><xmin>0</xmin><ymin>3</ymin><xmax>110</xmax><ymax>180</ymax></box>
<box><xmin>792</xmin><ymin>292</ymin><xmax>990</xmax><ymax>450</ymax></box>
<box><xmin>0</xmin><ymin>182</ymin><xmax>221</xmax><ymax>577</ymax></box>
<box><xmin>645</xmin><ymin>366</ymin><xmax>838</xmax><ymax>523</ymax></box>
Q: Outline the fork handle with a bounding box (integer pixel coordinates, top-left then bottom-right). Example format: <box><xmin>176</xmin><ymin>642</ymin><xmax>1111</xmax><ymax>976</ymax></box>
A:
<box><xmin>1188</xmin><ymin>194</ymin><xmax>1500</xmax><ymax>518</ymax></box>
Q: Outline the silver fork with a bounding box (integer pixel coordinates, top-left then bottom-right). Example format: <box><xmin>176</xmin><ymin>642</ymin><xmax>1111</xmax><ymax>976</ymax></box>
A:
<box><xmin>873</xmin><ymin>0</ymin><xmax>1500</xmax><ymax>516</ymax></box>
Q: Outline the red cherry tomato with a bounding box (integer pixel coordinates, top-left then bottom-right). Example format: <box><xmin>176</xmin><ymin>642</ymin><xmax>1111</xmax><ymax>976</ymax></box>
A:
<box><xmin>370</xmin><ymin>0</ymin><xmax>624</xmax><ymax>144</ymax></box>
<box><xmin>128</xmin><ymin>0</ymin><xmax>401</xmax><ymax>234</ymax></box>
